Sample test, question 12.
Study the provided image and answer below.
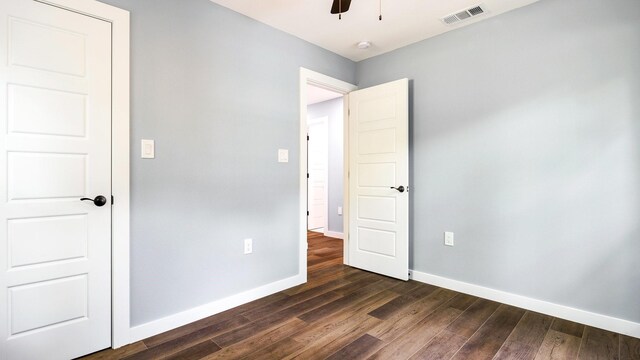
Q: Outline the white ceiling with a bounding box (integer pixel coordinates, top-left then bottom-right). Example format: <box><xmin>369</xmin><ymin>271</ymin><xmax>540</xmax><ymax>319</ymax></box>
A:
<box><xmin>307</xmin><ymin>84</ymin><xmax>343</xmax><ymax>105</ymax></box>
<box><xmin>209</xmin><ymin>0</ymin><xmax>540</xmax><ymax>61</ymax></box>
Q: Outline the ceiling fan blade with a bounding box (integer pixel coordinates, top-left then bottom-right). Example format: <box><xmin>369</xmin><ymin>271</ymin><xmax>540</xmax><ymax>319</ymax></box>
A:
<box><xmin>330</xmin><ymin>0</ymin><xmax>352</xmax><ymax>14</ymax></box>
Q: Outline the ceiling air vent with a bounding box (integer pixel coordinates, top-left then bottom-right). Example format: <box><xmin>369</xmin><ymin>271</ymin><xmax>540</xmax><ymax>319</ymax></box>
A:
<box><xmin>441</xmin><ymin>4</ymin><xmax>486</xmax><ymax>25</ymax></box>
<box><xmin>467</xmin><ymin>6</ymin><xmax>485</xmax><ymax>16</ymax></box>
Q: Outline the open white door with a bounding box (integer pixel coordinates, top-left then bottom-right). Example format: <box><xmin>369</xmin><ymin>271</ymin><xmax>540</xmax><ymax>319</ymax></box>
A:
<box><xmin>348</xmin><ymin>79</ymin><xmax>409</xmax><ymax>280</ymax></box>
<box><xmin>0</xmin><ymin>1</ymin><xmax>112</xmax><ymax>358</ymax></box>
<box><xmin>307</xmin><ymin>117</ymin><xmax>328</xmax><ymax>231</ymax></box>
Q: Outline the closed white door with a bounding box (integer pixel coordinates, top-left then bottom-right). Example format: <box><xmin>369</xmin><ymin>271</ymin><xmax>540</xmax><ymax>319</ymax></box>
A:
<box><xmin>307</xmin><ymin>117</ymin><xmax>328</xmax><ymax>231</ymax></box>
<box><xmin>348</xmin><ymin>79</ymin><xmax>409</xmax><ymax>280</ymax></box>
<box><xmin>0</xmin><ymin>1</ymin><xmax>112</xmax><ymax>359</ymax></box>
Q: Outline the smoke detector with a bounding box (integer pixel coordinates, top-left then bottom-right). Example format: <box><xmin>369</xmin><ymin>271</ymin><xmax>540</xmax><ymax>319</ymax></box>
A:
<box><xmin>441</xmin><ymin>4</ymin><xmax>487</xmax><ymax>25</ymax></box>
<box><xmin>357</xmin><ymin>41</ymin><xmax>372</xmax><ymax>49</ymax></box>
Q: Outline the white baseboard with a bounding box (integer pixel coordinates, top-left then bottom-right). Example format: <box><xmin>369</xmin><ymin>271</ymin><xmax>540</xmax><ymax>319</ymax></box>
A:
<box><xmin>323</xmin><ymin>231</ymin><xmax>343</xmax><ymax>239</ymax></box>
<box><xmin>128</xmin><ymin>274</ymin><xmax>305</xmax><ymax>344</ymax></box>
<box><xmin>409</xmin><ymin>270</ymin><xmax>640</xmax><ymax>339</ymax></box>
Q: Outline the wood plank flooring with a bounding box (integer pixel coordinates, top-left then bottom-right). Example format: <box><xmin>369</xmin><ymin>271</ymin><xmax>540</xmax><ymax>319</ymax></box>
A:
<box><xmin>82</xmin><ymin>232</ymin><xmax>640</xmax><ymax>360</ymax></box>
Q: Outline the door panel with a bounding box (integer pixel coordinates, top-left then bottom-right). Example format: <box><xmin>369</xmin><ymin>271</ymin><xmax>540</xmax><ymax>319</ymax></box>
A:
<box><xmin>348</xmin><ymin>79</ymin><xmax>409</xmax><ymax>280</ymax></box>
<box><xmin>358</xmin><ymin>128</ymin><xmax>396</xmax><ymax>154</ymax></box>
<box><xmin>358</xmin><ymin>196</ymin><xmax>396</xmax><ymax>222</ymax></box>
<box><xmin>357</xmin><ymin>163</ymin><xmax>396</xmax><ymax>187</ymax></box>
<box><xmin>9</xmin><ymin>152</ymin><xmax>87</xmax><ymax>199</ymax></box>
<box><xmin>9</xmin><ymin>214</ymin><xmax>88</xmax><ymax>268</ymax></box>
<box><xmin>357</xmin><ymin>227</ymin><xmax>396</xmax><ymax>256</ymax></box>
<box><xmin>307</xmin><ymin>117</ymin><xmax>328</xmax><ymax>231</ymax></box>
<box><xmin>9</xmin><ymin>17</ymin><xmax>86</xmax><ymax>76</ymax></box>
<box><xmin>0</xmin><ymin>0</ymin><xmax>112</xmax><ymax>358</ymax></box>
<box><xmin>9</xmin><ymin>84</ymin><xmax>87</xmax><ymax>137</ymax></box>
<box><xmin>9</xmin><ymin>275</ymin><xmax>88</xmax><ymax>335</ymax></box>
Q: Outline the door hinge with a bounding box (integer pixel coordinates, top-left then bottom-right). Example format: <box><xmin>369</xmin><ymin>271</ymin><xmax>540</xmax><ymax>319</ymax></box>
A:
<box><xmin>307</xmin><ymin>134</ymin><xmax>309</xmax><ymax>141</ymax></box>
<box><xmin>111</xmin><ymin>195</ymin><xmax>114</xmax><ymax>205</ymax></box>
<box><xmin>307</xmin><ymin>173</ymin><xmax>309</xmax><ymax>179</ymax></box>
<box><xmin>348</xmin><ymin>108</ymin><xmax>351</xmax><ymax>116</ymax></box>
<box><xmin>307</xmin><ymin>211</ymin><xmax>309</xmax><ymax>216</ymax></box>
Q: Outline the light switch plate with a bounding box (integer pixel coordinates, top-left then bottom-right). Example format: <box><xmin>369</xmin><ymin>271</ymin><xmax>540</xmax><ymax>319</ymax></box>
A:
<box><xmin>444</xmin><ymin>232</ymin><xmax>454</xmax><ymax>246</ymax></box>
<box><xmin>244</xmin><ymin>238</ymin><xmax>253</xmax><ymax>254</ymax></box>
<box><xmin>278</xmin><ymin>149</ymin><xmax>289</xmax><ymax>163</ymax></box>
<box><xmin>141</xmin><ymin>139</ymin><xmax>155</xmax><ymax>159</ymax></box>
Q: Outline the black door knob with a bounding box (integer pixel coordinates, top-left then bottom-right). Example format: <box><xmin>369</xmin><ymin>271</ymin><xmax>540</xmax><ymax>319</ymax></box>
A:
<box><xmin>81</xmin><ymin>195</ymin><xmax>108</xmax><ymax>207</ymax></box>
<box><xmin>390</xmin><ymin>186</ymin><xmax>405</xmax><ymax>193</ymax></box>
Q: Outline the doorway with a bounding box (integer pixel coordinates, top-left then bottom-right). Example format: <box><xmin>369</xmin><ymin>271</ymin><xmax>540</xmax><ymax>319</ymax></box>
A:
<box><xmin>299</xmin><ymin>68</ymin><xmax>410</xmax><ymax>282</ymax></box>
<box><xmin>299</xmin><ymin>69</ymin><xmax>357</xmax><ymax>280</ymax></box>
<box><xmin>306</xmin><ymin>85</ymin><xmax>344</xmax><ymax>237</ymax></box>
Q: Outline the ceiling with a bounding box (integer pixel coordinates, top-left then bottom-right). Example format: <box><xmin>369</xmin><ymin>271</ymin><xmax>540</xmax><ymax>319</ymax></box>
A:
<box><xmin>307</xmin><ymin>84</ymin><xmax>343</xmax><ymax>105</ymax></box>
<box><xmin>208</xmin><ymin>0</ymin><xmax>540</xmax><ymax>61</ymax></box>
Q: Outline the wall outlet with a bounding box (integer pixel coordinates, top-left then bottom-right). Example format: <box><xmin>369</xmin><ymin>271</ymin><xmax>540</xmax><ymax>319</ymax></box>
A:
<box><xmin>338</xmin><ymin>206</ymin><xmax>343</xmax><ymax>216</ymax></box>
<box><xmin>244</xmin><ymin>238</ymin><xmax>253</xmax><ymax>254</ymax></box>
<box><xmin>444</xmin><ymin>232</ymin><xmax>454</xmax><ymax>246</ymax></box>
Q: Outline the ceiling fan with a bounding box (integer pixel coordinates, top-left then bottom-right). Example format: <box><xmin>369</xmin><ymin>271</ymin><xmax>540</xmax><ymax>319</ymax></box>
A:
<box><xmin>331</xmin><ymin>0</ymin><xmax>382</xmax><ymax>20</ymax></box>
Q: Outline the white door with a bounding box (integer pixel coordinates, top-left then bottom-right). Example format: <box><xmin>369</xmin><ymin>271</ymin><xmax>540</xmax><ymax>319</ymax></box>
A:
<box><xmin>307</xmin><ymin>117</ymin><xmax>328</xmax><ymax>231</ymax></box>
<box><xmin>348</xmin><ymin>79</ymin><xmax>409</xmax><ymax>280</ymax></box>
<box><xmin>0</xmin><ymin>1</ymin><xmax>112</xmax><ymax>359</ymax></box>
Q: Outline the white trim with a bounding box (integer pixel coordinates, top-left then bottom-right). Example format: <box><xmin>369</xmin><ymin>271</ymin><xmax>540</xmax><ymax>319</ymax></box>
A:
<box><xmin>109</xmin><ymin>5</ymin><xmax>130</xmax><ymax>348</ymax></box>
<box><xmin>323</xmin><ymin>231</ymin><xmax>344</xmax><ymax>239</ymax></box>
<box><xmin>37</xmin><ymin>0</ymin><xmax>131</xmax><ymax>348</ymax></box>
<box><xmin>300</xmin><ymin>68</ymin><xmax>356</xmax><ymax>272</ymax></box>
<box><xmin>410</xmin><ymin>269</ymin><xmax>640</xmax><ymax>339</ymax></box>
<box><xmin>341</xmin><ymin>95</ymin><xmax>350</xmax><ymax>265</ymax></box>
<box><xmin>129</xmin><ymin>274</ymin><xmax>305</xmax><ymax>343</ymax></box>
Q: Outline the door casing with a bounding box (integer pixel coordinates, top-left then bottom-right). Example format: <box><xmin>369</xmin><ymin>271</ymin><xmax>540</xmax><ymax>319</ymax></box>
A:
<box><xmin>299</xmin><ymin>68</ymin><xmax>357</xmax><ymax>279</ymax></box>
<box><xmin>34</xmin><ymin>0</ymin><xmax>130</xmax><ymax>348</ymax></box>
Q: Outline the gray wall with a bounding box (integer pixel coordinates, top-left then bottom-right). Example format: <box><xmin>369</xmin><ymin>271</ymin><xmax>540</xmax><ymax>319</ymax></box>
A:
<box><xmin>99</xmin><ymin>0</ymin><xmax>355</xmax><ymax>326</ymax></box>
<box><xmin>99</xmin><ymin>0</ymin><xmax>639</xmax><ymax>328</ymax></box>
<box><xmin>357</xmin><ymin>0</ymin><xmax>640</xmax><ymax>322</ymax></box>
<box><xmin>308</xmin><ymin>98</ymin><xmax>344</xmax><ymax>234</ymax></box>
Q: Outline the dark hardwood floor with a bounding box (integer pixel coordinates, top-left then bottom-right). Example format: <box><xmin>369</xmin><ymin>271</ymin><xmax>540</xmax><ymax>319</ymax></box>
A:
<box><xmin>83</xmin><ymin>232</ymin><xmax>640</xmax><ymax>360</ymax></box>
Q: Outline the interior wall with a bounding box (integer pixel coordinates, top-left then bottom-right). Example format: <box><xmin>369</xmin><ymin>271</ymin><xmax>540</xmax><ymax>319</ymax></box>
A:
<box><xmin>98</xmin><ymin>0</ymin><xmax>355</xmax><ymax>326</ymax></box>
<box><xmin>356</xmin><ymin>0</ymin><xmax>640</xmax><ymax>323</ymax></box>
<box><xmin>308</xmin><ymin>98</ymin><xmax>345</xmax><ymax>234</ymax></box>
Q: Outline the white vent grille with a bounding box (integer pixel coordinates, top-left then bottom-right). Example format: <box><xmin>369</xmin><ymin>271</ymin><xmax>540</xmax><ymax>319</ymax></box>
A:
<box><xmin>441</xmin><ymin>4</ymin><xmax>486</xmax><ymax>25</ymax></box>
<box><xmin>443</xmin><ymin>15</ymin><xmax>459</xmax><ymax>25</ymax></box>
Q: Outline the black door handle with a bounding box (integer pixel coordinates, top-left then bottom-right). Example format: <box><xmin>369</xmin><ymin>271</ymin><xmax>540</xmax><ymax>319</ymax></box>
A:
<box><xmin>390</xmin><ymin>186</ymin><xmax>405</xmax><ymax>193</ymax></box>
<box><xmin>81</xmin><ymin>195</ymin><xmax>108</xmax><ymax>207</ymax></box>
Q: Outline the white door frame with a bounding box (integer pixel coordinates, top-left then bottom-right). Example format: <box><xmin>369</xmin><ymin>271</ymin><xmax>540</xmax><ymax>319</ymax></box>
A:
<box><xmin>299</xmin><ymin>68</ymin><xmax>356</xmax><ymax>277</ymax></box>
<box><xmin>35</xmin><ymin>0</ymin><xmax>130</xmax><ymax>348</ymax></box>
